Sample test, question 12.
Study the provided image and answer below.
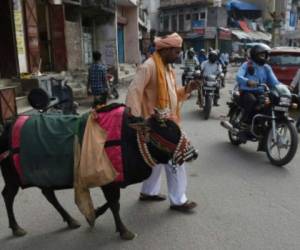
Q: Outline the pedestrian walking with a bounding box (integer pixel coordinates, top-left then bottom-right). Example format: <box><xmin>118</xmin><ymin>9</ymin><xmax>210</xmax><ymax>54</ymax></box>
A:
<box><xmin>87</xmin><ymin>51</ymin><xmax>108</xmax><ymax>104</ymax></box>
<box><xmin>125</xmin><ymin>32</ymin><xmax>198</xmax><ymax>212</ymax></box>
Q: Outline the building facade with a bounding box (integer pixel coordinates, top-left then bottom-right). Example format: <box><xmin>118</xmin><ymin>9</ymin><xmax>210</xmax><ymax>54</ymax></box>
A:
<box><xmin>116</xmin><ymin>0</ymin><xmax>140</xmax><ymax>64</ymax></box>
<box><xmin>159</xmin><ymin>0</ymin><xmax>230</xmax><ymax>52</ymax></box>
<box><xmin>0</xmin><ymin>0</ymin><xmax>118</xmax><ymax>78</ymax></box>
<box><xmin>276</xmin><ymin>0</ymin><xmax>300</xmax><ymax>46</ymax></box>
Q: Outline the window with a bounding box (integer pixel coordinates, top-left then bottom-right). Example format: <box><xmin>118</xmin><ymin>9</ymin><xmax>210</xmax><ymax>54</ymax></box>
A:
<box><xmin>269</xmin><ymin>54</ymin><xmax>300</xmax><ymax>66</ymax></box>
<box><xmin>192</xmin><ymin>13</ymin><xmax>199</xmax><ymax>21</ymax></box>
<box><xmin>171</xmin><ymin>15</ymin><xmax>177</xmax><ymax>31</ymax></box>
<box><xmin>163</xmin><ymin>15</ymin><xmax>169</xmax><ymax>31</ymax></box>
<box><xmin>179</xmin><ymin>14</ymin><xmax>184</xmax><ymax>31</ymax></box>
<box><xmin>186</xmin><ymin>14</ymin><xmax>190</xmax><ymax>20</ymax></box>
<box><xmin>200</xmin><ymin>12</ymin><xmax>206</xmax><ymax>19</ymax></box>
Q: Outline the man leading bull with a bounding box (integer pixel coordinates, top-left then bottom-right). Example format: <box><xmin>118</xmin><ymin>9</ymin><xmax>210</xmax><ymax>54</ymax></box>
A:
<box><xmin>126</xmin><ymin>33</ymin><xmax>199</xmax><ymax>212</ymax></box>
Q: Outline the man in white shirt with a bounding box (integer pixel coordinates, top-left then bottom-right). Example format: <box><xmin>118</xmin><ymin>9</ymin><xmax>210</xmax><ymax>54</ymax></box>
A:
<box><xmin>289</xmin><ymin>68</ymin><xmax>300</xmax><ymax>131</ymax></box>
<box><xmin>290</xmin><ymin>68</ymin><xmax>300</xmax><ymax>96</ymax></box>
<box><xmin>199</xmin><ymin>50</ymin><xmax>223</xmax><ymax>106</ymax></box>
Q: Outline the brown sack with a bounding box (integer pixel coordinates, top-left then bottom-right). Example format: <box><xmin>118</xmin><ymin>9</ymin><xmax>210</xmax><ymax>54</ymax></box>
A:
<box><xmin>74</xmin><ymin>136</ymin><xmax>95</xmax><ymax>226</ymax></box>
<box><xmin>74</xmin><ymin>114</ymin><xmax>118</xmax><ymax>226</ymax></box>
<box><xmin>79</xmin><ymin>114</ymin><xmax>118</xmax><ymax>188</ymax></box>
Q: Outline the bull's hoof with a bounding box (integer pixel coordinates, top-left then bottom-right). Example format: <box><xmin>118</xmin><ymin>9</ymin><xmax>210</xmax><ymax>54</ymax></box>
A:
<box><xmin>13</xmin><ymin>227</ymin><xmax>27</xmax><ymax>237</ymax></box>
<box><xmin>120</xmin><ymin>231</ymin><xmax>137</xmax><ymax>240</ymax></box>
<box><xmin>67</xmin><ymin>219</ymin><xmax>81</xmax><ymax>229</ymax></box>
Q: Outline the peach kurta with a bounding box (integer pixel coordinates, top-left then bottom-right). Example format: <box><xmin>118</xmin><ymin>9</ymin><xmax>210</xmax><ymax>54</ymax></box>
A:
<box><xmin>125</xmin><ymin>57</ymin><xmax>188</xmax><ymax>122</ymax></box>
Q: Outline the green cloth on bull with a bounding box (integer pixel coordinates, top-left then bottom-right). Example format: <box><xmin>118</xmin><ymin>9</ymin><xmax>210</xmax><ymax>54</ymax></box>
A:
<box><xmin>20</xmin><ymin>113</ymin><xmax>88</xmax><ymax>187</ymax></box>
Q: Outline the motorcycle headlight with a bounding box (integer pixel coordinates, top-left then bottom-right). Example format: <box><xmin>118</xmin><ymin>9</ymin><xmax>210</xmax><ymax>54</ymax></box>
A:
<box><xmin>279</xmin><ymin>97</ymin><xmax>291</xmax><ymax>107</ymax></box>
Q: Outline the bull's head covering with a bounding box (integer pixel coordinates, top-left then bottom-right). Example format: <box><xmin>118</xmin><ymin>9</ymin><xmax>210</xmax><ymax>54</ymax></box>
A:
<box><xmin>130</xmin><ymin>115</ymin><xmax>198</xmax><ymax>167</ymax></box>
<box><xmin>154</xmin><ymin>33</ymin><xmax>183</xmax><ymax>51</ymax></box>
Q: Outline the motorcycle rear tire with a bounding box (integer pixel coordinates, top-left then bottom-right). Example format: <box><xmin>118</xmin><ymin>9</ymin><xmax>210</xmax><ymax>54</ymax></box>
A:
<box><xmin>203</xmin><ymin>95</ymin><xmax>212</xmax><ymax>120</ymax></box>
<box><xmin>265</xmin><ymin>121</ymin><xmax>298</xmax><ymax>167</ymax></box>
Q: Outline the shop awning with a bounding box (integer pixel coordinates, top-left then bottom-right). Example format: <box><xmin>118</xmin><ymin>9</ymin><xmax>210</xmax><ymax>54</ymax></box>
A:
<box><xmin>251</xmin><ymin>31</ymin><xmax>271</xmax><ymax>41</ymax></box>
<box><xmin>231</xmin><ymin>29</ymin><xmax>271</xmax><ymax>42</ymax></box>
<box><xmin>226</xmin><ymin>0</ymin><xmax>260</xmax><ymax>11</ymax></box>
<box><xmin>231</xmin><ymin>29</ymin><xmax>251</xmax><ymax>40</ymax></box>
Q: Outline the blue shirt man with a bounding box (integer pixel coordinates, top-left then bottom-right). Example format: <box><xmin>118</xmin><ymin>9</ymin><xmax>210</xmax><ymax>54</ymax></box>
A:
<box><xmin>197</xmin><ymin>49</ymin><xmax>207</xmax><ymax>64</ymax></box>
<box><xmin>87</xmin><ymin>51</ymin><xmax>108</xmax><ymax>102</ymax></box>
<box><xmin>236</xmin><ymin>61</ymin><xmax>279</xmax><ymax>93</ymax></box>
<box><xmin>235</xmin><ymin>44</ymin><xmax>280</xmax><ymax>125</ymax></box>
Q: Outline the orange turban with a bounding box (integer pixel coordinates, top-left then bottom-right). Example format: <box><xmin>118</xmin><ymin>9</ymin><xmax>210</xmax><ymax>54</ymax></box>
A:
<box><xmin>154</xmin><ymin>33</ymin><xmax>183</xmax><ymax>50</ymax></box>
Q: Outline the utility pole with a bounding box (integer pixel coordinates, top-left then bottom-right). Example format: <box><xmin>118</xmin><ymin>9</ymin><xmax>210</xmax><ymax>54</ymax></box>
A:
<box><xmin>271</xmin><ymin>0</ymin><xmax>283</xmax><ymax>47</ymax></box>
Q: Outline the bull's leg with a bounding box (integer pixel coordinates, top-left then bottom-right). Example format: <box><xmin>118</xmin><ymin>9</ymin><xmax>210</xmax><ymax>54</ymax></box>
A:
<box><xmin>41</xmin><ymin>188</ymin><xmax>80</xmax><ymax>229</ymax></box>
<box><xmin>2</xmin><ymin>184</ymin><xmax>27</xmax><ymax>236</ymax></box>
<box><xmin>95</xmin><ymin>202</ymin><xmax>109</xmax><ymax>219</ymax></box>
<box><xmin>101</xmin><ymin>184</ymin><xmax>136</xmax><ymax>240</ymax></box>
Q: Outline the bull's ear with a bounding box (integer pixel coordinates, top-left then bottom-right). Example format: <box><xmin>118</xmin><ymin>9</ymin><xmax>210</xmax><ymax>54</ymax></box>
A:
<box><xmin>153</xmin><ymin>108</ymin><xmax>170</xmax><ymax>120</ymax></box>
<box><xmin>152</xmin><ymin>108</ymin><xmax>169</xmax><ymax>127</ymax></box>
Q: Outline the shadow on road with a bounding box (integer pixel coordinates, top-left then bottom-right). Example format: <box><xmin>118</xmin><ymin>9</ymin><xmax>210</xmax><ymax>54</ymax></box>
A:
<box><xmin>210</xmin><ymin>141</ymin><xmax>291</xmax><ymax>175</ymax></box>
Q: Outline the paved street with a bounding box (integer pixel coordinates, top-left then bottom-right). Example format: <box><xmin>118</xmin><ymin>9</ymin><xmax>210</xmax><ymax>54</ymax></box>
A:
<box><xmin>1</xmin><ymin>65</ymin><xmax>300</xmax><ymax>250</ymax></box>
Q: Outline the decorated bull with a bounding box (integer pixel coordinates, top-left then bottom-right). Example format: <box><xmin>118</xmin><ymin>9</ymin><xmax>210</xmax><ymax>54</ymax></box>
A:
<box><xmin>0</xmin><ymin>103</ymin><xmax>198</xmax><ymax>240</ymax></box>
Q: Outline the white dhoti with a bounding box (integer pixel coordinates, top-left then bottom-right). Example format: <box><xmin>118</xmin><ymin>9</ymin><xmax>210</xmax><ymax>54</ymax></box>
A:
<box><xmin>141</xmin><ymin>163</ymin><xmax>188</xmax><ymax>205</ymax></box>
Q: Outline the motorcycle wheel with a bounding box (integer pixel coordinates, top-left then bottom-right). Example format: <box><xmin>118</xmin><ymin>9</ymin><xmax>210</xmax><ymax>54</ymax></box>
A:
<box><xmin>203</xmin><ymin>95</ymin><xmax>212</xmax><ymax>120</ymax></box>
<box><xmin>111</xmin><ymin>88</ymin><xmax>119</xmax><ymax>99</ymax></box>
<box><xmin>221</xmin><ymin>78</ymin><xmax>225</xmax><ymax>88</ymax></box>
<box><xmin>228</xmin><ymin>108</ymin><xmax>243</xmax><ymax>146</ymax></box>
<box><xmin>265</xmin><ymin>121</ymin><xmax>298</xmax><ymax>166</ymax></box>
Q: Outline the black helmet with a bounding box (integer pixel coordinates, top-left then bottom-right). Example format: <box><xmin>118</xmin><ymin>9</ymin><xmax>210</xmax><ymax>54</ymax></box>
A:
<box><xmin>250</xmin><ymin>44</ymin><xmax>271</xmax><ymax>65</ymax></box>
<box><xmin>208</xmin><ymin>50</ymin><xmax>218</xmax><ymax>63</ymax></box>
<box><xmin>187</xmin><ymin>49</ymin><xmax>195</xmax><ymax>58</ymax></box>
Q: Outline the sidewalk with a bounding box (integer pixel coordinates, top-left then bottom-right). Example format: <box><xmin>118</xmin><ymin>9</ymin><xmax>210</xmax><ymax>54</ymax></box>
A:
<box><xmin>76</xmin><ymin>85</ymin><xmax>128</xmax><ymax>114</ymax></box>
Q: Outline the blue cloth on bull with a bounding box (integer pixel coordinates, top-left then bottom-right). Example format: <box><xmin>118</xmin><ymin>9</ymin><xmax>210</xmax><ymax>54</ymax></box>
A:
<box><xmin>19</xmin><ymin>114</ymin><xmax>88</xmax><ymax>188</ymax></box>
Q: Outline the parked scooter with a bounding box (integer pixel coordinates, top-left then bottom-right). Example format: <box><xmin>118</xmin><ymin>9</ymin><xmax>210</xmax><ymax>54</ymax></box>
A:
<box><xmin>221</xmin><ymin>84</ymin><xmax>298</xmax><ymax>166</ymax></box>
<box><xmin>107</xmin><ymin>73</ymin><xmax>119</xmax><ymax>99</ymax></box>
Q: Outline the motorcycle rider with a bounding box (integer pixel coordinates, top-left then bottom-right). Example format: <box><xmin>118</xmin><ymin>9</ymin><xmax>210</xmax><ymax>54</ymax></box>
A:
<box><xmin>236</xmin><ymin>44</ymin><xmax>280</xmax><ymax>129</ymax></box>
<box><xmin>217</xmin><ymin>50</ymin><xmax>228</xmax><ymax>88</ymax></box>
<box><xmin>199</xmin><ymin>50</ymin><xmax>223</xmax><ymax>106</ymax></box>
<box><xmin>197</xmin><ymin>49</ymin><xmax>207</xmax><ymax>64</ymax></box>
<box><xmin>182</xmin><ymin>48</ymin><xmax>199</xmax><ymax>86</ymax></box>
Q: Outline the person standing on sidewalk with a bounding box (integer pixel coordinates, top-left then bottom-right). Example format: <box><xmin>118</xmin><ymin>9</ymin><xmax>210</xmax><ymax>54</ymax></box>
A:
<box><xmin>87</xmin><ymin>51</ymin><xmax>108</xmax><ymax>105</ymax></box>
<box><xmin>125</xmin><ymin>33</ymin><xmax>198</xmax><ymax>212</ymax></box>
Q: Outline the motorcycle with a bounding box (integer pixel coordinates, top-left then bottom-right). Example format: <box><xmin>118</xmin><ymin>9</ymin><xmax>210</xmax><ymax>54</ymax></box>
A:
<box><xmin>198</xmin><ymin>74</ymin><xmax>221</xmax><ymax>120</ymax></box>
<box><xmin>27</xmin><ymin>77</ymin><xmax>78</xmax><ymax>114</ymax></box>
<box><xmin>221</xmin><ymin>84</ymin><xmax>298</xmax><ymax>166</ymax></box>
<box><xmin>181</xmin><ymin>66</ymin><xmax>199</xmax><ymax>86</ymax></box>
<box><xmin>107</xmin><ymin>73</ymin><xmax>119</xmax><ymax>99</ymax></box>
